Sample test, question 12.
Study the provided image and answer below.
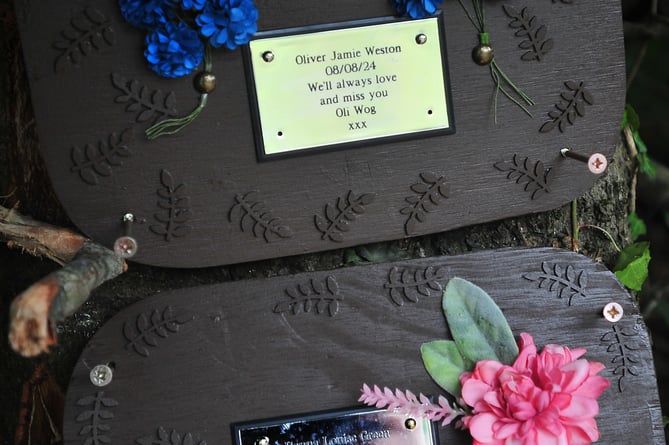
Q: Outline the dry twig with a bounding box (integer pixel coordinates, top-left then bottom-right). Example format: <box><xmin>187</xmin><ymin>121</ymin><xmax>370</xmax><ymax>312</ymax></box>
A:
<box><xmin>2</xmin><ymin>205</ymin><xmax>126</xmax><ymax>357</ymax></box>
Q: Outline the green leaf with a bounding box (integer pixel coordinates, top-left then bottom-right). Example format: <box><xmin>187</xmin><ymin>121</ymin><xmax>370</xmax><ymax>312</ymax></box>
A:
<box><xmin>628</xmin><ymin>212</ymin><xmax>647</xmax><ymax>241</ymax></box>
<box><xmin>632</xmin><ymin>129</ymin><xmax>648</xmax><ymax>154</ymax></box>
<box><xmin>637</xmin><ymin>152</ymin><xmax>656</xmax><ymax>177</ymax></box>
<box><xmin>614</xmin><ymin>242</ymin><xmax>651</xmax><ymax>291</ymax></box>
<box><xmin>621</xmin><ymin>104</ymin><xmax>640</xmax><ymax>131</ymax></box>
<box><xmin>443</xmin><ymin>277</ymin><xmax>518</xmax><ymax>365</ymax></box>
<box><xmin>632</xmin><ymin>130</ymin><xmax>656</xmax><ymax>176</ymax></box>
<box><xmin>421</xmin><ymin>340</ymin><xmax>469</xmax><ymax>398</ymax></box>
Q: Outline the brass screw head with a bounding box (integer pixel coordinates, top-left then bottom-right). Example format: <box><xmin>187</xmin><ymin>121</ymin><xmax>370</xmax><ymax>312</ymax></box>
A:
<box><xmin>472</xmin><ymin>44</ymin><xmax>494</xmax><ymax>65</ymax></box>
<box><xmin>195</xmin><ymin>72</ymin><xmax>217</xmax><ymax>94</ymax></box>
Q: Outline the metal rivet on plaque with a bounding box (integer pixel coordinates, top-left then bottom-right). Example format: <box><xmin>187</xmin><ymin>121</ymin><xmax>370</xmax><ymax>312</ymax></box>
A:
<box><xmin>255</xmin><ymin>437</ymin><xmax>270</xmax><ymax>445</ymax></box>
<box><xmin>90</xmin><ymin>364</ymin><xmax>113</xmax><ymax>387</ymax></box>
<box><xmin>415</xmin><ymin>34</ymin><xmax>427</xmax><ymax>45</ymax></box>
<box><xmin>472</xmin><ymin>44</ymin><xmax>494</xmax><ymax>65</ymax></box>
<box><xmin>262</xmin><ymin>51</ymin><xmax>274</xmax><ymax>62</ymax></box>
<box><xmin>405</xmin><ymin>418</ymin><xmax>417</xmax><ymax>430</ymax></box>
<box><xmin>195</xmin><ymin>72</ymin><xmax>217</xmax><ymax>94</ymax></box>
<box><xmin>113</xmin><ymin>212</ymin><xmax>138</xmax><ymax>258</ymax></box>
<box><xmin>603</xmin><ymin>302</ymin><xmax>624</xmax><ymax>323</ymax></box>
<box><xmin>560</xmin><ymin>148</ymin><xmax>608</xmax><ymax>175</ymax></box>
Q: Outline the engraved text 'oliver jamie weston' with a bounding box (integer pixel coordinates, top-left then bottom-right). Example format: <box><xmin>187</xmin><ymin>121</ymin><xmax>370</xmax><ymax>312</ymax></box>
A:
<box><xmin>297</xmin><ymin>45</ymin><xmax>401</xmax><ymax>119</ymax></box>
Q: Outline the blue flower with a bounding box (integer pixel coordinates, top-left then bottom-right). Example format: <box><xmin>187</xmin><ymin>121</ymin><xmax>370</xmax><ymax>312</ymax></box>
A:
<box><xmin>119</xmin><ymin>0</ymin><xmax>177</xmax><ymax>30</ymax></box>
<box><xmin>181</xmin><ymin>0</ymin><xmax>207</xmax><ymax>11</ymax></box>
<box><xmin>391</xmin><ymin>0</ymin><xmax>442</xmax><ymax>19</ymax></box>
<box><xmin>196</xmin><ymin>0</ymin><xmax>259</xmax><ymax>50</ymax></box>
<box><xmin>144</xmin><ymin>21</ymin><xmax>205</xmax><ymax>78</ymax></box>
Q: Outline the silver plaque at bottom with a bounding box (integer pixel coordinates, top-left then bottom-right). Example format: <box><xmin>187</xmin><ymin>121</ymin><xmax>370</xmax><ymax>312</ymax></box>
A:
<box><xmin>233</xmin><ymin>406</ymin><xmax>438</xmax><ymax>445</ymax></box>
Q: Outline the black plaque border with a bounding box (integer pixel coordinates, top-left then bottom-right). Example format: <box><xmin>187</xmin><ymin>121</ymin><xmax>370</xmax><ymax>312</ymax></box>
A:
<box><xmin>242</xmin><ymin>12</ymin><xmax>456</xmax><ymax>162</ymax></box>
<box><xmin>231</xmin><ymin>405</ymin><xmax>440</xmax><ymax>445</ymax></box>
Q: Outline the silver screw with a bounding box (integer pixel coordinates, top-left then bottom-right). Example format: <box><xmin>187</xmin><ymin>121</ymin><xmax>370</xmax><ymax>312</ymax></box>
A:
<box><xmin>255</xmin><ymin>437</ymin><xmax>270</xmax><ymax>445</ymax></box>
<box><xmin>114</xmin><ymin>213</ymin><xmax>138</xmax><ymax>258</ymax></box>
<box><xmin>90</xmin><ymin>364</ymin><xmax>113</xmax><ymax>387</ymax></box>
<box><xmin>262</xmin><ymin>51</ymin><xmax>275</xmax><ymax>62</ymax></box>
<box><xmin>415</xmin><ymin>34</ymin><xmax>427</xmax><ymax>45</ymax></box>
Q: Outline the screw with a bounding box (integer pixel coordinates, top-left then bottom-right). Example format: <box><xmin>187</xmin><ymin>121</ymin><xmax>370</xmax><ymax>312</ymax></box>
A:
<box><xmin>405</xmin><ymin>418</ymin><xmax>417</xmax><ymax>430</ymax></box>
<box><xmin>113</xmin><ymin>213</ymin><xmax>138</xmax><ymax>258</ymax></box>
<box><xmin>603</xmin><ymin>302</ymin><xmax>623</xmax><ymax>323</ymax></box>
<box><xmin>255</xmin><ymin>437</ymin><xmax>270</xmax><ymax>445</ymax></box>
<box><xmin>90</xmin><ymin>364</ymin><xmax>113</xmax><ymax>387</ymax></box>
<box><xmin>472</xmin><ymin>44</ymin><xmax>494</xmax><ymax>65</ymax></box>
<box><xmin>560</xmin><ymin>148</ymin><xmax>608</xmax><ymax>175</ymax></box>
<box><xmin>415</xmin><ymin>34</ymin><xmax>427</xmax><ymax>45</ymax></box>
<box><xmin>262</xmin><ymin>51</ymin><xmax>274</xmax><ymax>62</ymax></box>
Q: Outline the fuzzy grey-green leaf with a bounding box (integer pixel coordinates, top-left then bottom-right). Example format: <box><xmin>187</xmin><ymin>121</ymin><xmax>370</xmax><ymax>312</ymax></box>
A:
<box><xmin>421</xmin><ymin>340</ymin><xmax>468</xmax><ymax>398</ymax></box>
<box><xmin>443</xmin><ymin>278</ymin><xmax>518</xmax><ymax>365</ymax></box>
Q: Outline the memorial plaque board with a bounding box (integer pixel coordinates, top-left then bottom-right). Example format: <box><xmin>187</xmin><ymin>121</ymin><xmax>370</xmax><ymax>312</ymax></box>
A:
<box><xmin>14</xmin><ymin>1</ymin><xmax>626</xmax><ymax>267</ymax></box>
<box><xmin>62</xmin><ymin>249</ymin><xmax>664</xmax><ymax>444</ymax></box>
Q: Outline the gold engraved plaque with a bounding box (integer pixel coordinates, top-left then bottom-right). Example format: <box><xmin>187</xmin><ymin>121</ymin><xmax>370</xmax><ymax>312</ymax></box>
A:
<box><xmin>244</xmin><ymin>15</ymin><xmax>454</xmax><ymax>159</ymax></box>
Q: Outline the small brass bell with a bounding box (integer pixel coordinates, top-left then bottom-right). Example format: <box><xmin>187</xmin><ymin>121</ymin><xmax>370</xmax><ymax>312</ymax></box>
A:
<box><xmin>195</xmin><ymin>72</ymin><xmax>217</xmax><ymax>93</ymax></box>
<box><xmin>472</xmin><ymin>44</ymin><xmax>494</xmax><ymax>66</ymax></box>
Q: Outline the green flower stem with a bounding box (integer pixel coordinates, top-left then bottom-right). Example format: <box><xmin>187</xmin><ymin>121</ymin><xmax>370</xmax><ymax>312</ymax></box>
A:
<box><xmin>490</xmin><ymin>61</ymin><xmax>534</xmax><ymax>123</ymax></box>
<box><xmin>203</xmin><ymin>43</ymin><xmax>212</xmax><ymax>71</ymax></box>
<box><xmin>145</xmin><ymin>44</ymin><xmax>213</xmax><ymax>140</ymax></box>
<box><xmin>145</xmin><ymin>94</ymin><xmax>208</xmax><ymax>140</ymax></box>
<box><xmin>457</xmin><ymin>0</ymin><xmax>534</xmax><ymax>121</ymax></box>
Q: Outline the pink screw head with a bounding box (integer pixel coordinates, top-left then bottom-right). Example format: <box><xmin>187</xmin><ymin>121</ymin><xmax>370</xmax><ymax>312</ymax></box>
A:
<box><xmin>560</xmin><ymin>148</ymin><xmax>608</xmax><ymax>175</ymax></box>
<box><xmin>588</xmin><ymin>153</ymin><xmax>608</xmax><ymax>175</ymax></box>
<box><xmin>603</xmin><ymin>302</ymin><xmax>623</xmax><ymax>323</ymax></box>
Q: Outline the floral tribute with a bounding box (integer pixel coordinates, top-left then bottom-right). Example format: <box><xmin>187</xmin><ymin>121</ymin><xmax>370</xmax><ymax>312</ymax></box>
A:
<box><xmin>360</xmin><ymin>278</ymin><xmax>610</xmax><ymax>445</ymax></box>
<box><xmin>119</xmin><ymin>0</ymin><xmax>258</xmax><ymax>78</ymax></box>
<box><xmin>117</xmin><ymin>0</ymin><xmax>258</xmax><ymax>138</ymax></box>
<box><xmin>390</xmin><ymin>0</ymin><xmax>443</xmax><ymax>19</ymax></box>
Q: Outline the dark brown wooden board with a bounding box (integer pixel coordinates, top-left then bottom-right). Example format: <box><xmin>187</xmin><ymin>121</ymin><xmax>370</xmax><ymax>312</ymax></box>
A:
<box><xmin>14</xmin><ymin>1</ymin><xmax>625</xmax><ymax>267</ymax></box>
<box><xmin>63</xmin><ymin>248</ymin><xmax>664</xmax><ymax>444</ymax></box>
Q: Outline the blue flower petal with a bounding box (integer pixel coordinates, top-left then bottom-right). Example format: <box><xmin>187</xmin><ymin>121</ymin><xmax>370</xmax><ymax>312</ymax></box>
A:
<box><xmin>196</xmin><ymin>0</ymin><xmax>258</xmax><ymax>49</ymax></box>
<box><xmin>144</xmin><ymin>21</ymin><xmax>204</xmax><ymax>78</ymax></box>
<box><xmin>390</xmin><ymin>0</ymin><xmax>442</xmax><ymax>18</ymax></box>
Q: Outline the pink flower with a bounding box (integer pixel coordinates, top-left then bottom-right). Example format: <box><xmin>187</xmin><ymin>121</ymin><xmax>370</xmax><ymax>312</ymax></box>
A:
<box><xmin>460</xmin><ymin>333</ymin><xmax>610</xmax><ymax>445</ymax></box>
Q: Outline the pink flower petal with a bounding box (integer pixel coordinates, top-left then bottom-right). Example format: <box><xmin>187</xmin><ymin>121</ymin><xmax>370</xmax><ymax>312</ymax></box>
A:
<box><xmin>559</xmin><ymin>395</ymin><xmax>599</xmax><ymax>419</ymax></box>
<box><xmin>559</xmin><ymin>359</ymin><xmax>590</xmax><ymax>392</ymax></box>
<box><xmin>532</xmin><ymin>426</ymin><xmax>568</xmax><ymax>445</ymax></box>
<box><xmin>455</xmin><ymin>335</ymin><xmax>605</xmax><ymax>445</ymax></box>
<box><xmin>462</xmin><ymin>379</ymin><xmax>493</xmax><ymax>406</ymax></box>
<box><xmin>494</xmin><ymin>421</ymin><xmax>520</xmax><ymax>440</ymax></box>
<box><xmin>468</xmin><ymin>413</ymin><xmax>499</xmax><ymax>443</ymax></box>
<box><xmin>573</xmin><ymin>375</ymin><xmax>610</xmax><ymax>399</ymax></box>
<box><xmin>477</xmin><ymin>360</ymin><xmax>507</xmax><ymax>384</ymax></box>
<box><xmin>565</xmin><ymin>418</ymin><xmax>600</xmax><ymax>443</ymax></box>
